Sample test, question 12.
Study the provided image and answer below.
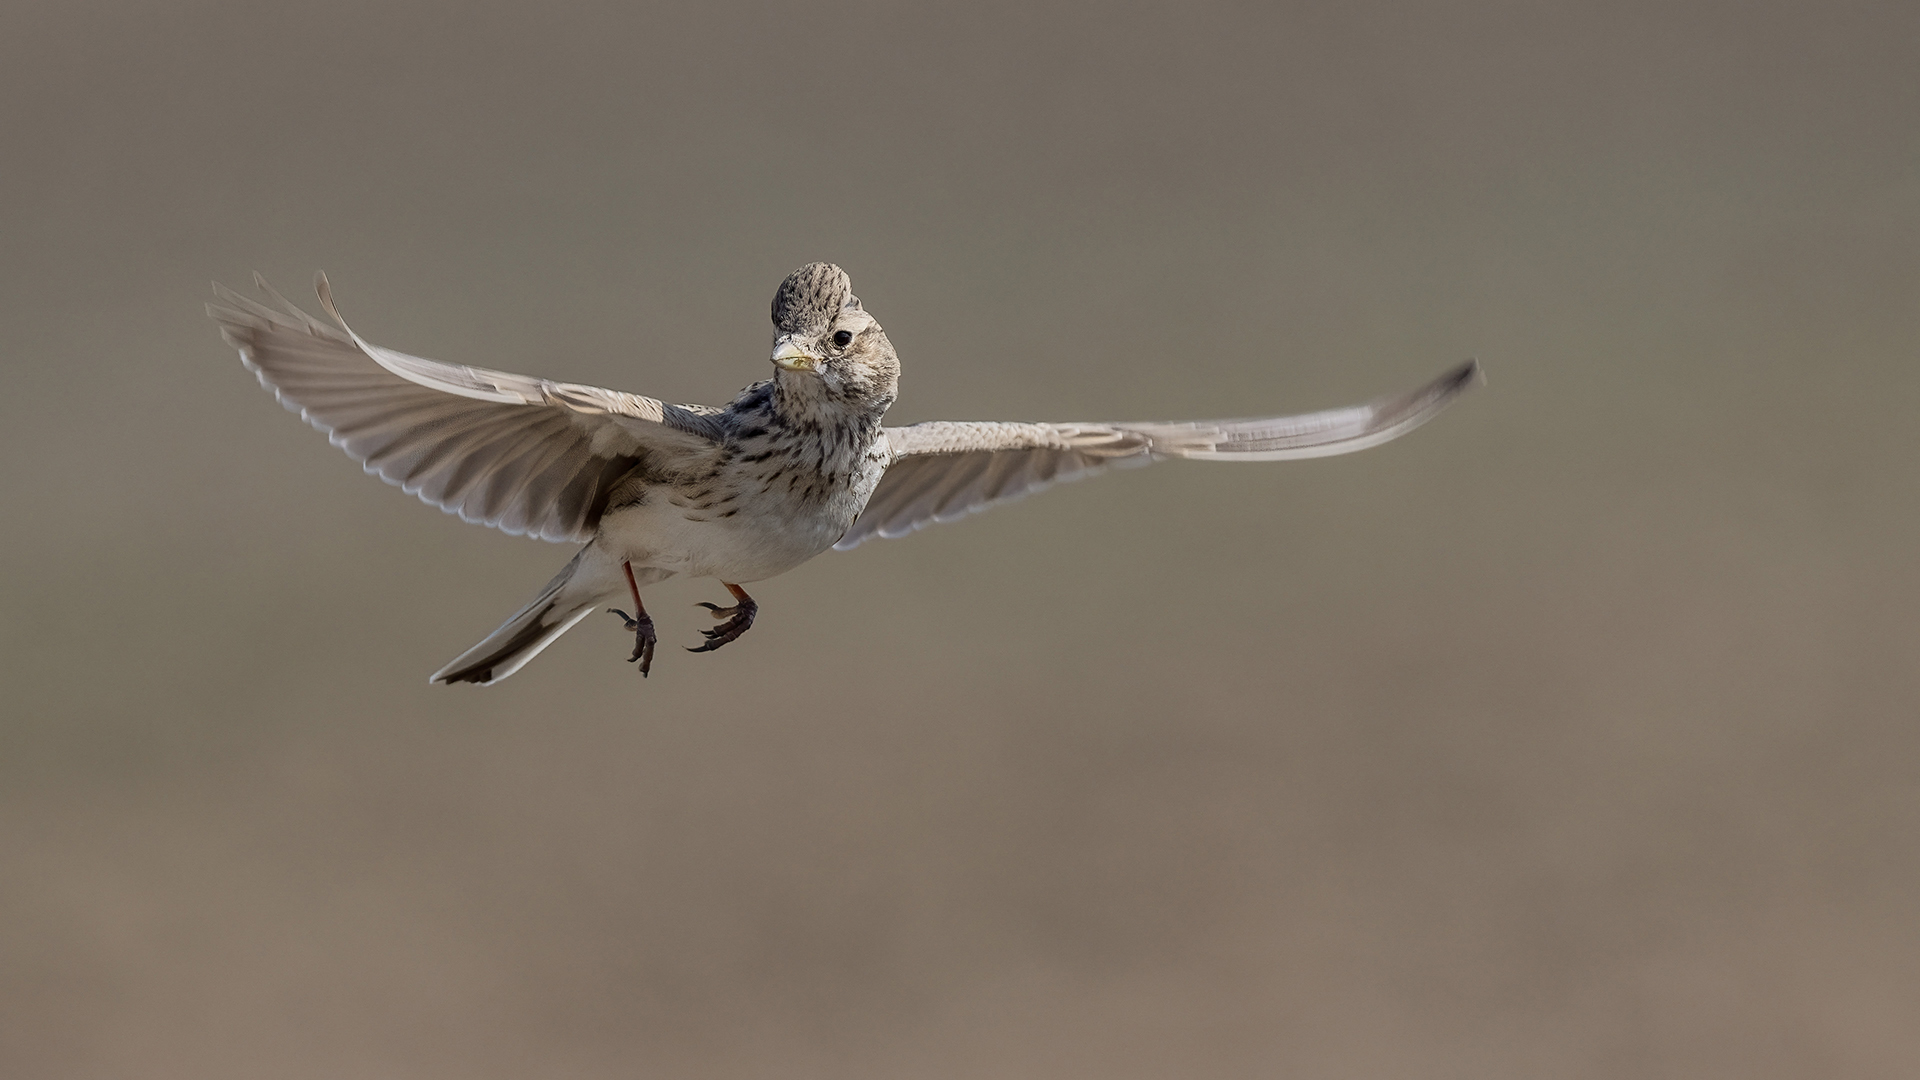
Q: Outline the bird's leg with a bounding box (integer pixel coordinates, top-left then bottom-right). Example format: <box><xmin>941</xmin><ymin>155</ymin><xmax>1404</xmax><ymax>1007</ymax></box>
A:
<box><xmin>688</xmin><ymin>582</ymin><xmax>758</xmax><ymax>654</ymax></box>
<box><xmin>607</xmin><ymin>560</ymin><xmax>657</xmax><ymax>676</ymax></box>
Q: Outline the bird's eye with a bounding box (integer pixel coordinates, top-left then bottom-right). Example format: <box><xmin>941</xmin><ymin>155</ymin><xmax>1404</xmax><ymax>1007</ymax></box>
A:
<box><xmin>833</xmin><ymin>330</ymin><xmax>854</xmax><ymax>348</ymax></box>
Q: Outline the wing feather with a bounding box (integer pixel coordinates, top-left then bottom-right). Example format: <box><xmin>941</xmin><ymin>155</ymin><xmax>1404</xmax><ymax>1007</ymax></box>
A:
<box><xmin>210</xmin><ymin>275</ymin><xmax>724</xmax><ymax>543</ymax></box>
<box><xmin>835</xmin><ymin>361</ymin><xmax>1479</xmax><ymax>549</ymax></box>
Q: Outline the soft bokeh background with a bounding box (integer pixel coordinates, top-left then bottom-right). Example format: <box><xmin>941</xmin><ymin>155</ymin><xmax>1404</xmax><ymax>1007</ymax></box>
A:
<box><xmin>4</xmin><ymin>1</ymin><xmax>1917</xmax><ymax>1076</ymax></box>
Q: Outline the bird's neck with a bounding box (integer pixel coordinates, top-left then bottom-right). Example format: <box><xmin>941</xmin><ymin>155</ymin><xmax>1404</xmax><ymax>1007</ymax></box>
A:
<box><xmin>771</xmin><ymin>374</ymin><xmax>892</xmax><ymax>436</ymax></box>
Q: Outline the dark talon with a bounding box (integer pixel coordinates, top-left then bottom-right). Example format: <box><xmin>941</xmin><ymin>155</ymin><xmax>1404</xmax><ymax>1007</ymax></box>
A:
<box><xmin>685</xmin><ymin>593</ymin><xmax>757</xmax><ymax>654</ymax></box>
<box><xmin>607</xmin><ymin>607</ymin><xmax>657</xmax><ymax>676</ymax></box>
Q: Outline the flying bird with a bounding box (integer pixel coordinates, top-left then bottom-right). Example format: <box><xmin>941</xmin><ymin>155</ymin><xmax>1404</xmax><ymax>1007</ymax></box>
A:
<box><xmin>209</xmin><ymin>264</ymin><xmax>1480</xmax><ymax>684</ymax></box>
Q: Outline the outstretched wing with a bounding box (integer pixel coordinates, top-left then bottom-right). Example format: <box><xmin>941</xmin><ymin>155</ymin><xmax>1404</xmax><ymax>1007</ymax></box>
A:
<box><xmin>836</xmin><ymin>360</ymin><xmax>1481</xmax><ymax>550</ymax></box>
<box><xmin>209</xmin><ymin>274</ymin><xmax>725</xmax><ymax>543</ymax></box>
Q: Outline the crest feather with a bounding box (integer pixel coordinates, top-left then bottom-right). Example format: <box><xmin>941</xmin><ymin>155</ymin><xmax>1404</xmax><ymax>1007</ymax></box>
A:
<box><xmin>772</xmin><ymin>262</ymin><xmax>853</xmax><ymax>334</ymax></box>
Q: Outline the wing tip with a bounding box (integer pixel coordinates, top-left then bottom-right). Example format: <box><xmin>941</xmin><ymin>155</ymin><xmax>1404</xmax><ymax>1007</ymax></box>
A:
<box><xmin>313</xmin><ymin>270</ymin><xmax>341</xmax><ymax>324</ymax></box>
<box><xmin>1384</xmin><ymin>357</ymin><xmax>1483</xmax><ymax>425</ymax></box>
<box><xmin>1449</xmin><ymin>357</ymin><xmax>1485</xmax><ymax>394</ymax></box>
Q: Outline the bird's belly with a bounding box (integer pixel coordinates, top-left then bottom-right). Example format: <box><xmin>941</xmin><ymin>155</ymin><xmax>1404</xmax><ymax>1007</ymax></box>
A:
<box><xmin>596</xmin><ymin>494</ymin><xmax>850</xmax><ymax>583</ymax></box>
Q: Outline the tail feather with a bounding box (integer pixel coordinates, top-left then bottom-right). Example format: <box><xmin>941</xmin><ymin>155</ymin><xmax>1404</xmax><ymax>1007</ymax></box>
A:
<box><xmin>432</xmin><ymin>554</ymin><xmax>598</xmax><ymax>685</ymax></box>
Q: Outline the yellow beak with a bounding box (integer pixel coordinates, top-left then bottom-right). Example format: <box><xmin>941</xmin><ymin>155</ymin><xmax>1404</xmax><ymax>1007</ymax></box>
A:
<box><xmin>771</xmin><ymin>338</ymin><xmax>821</xmax><ymax>373</ymax></box>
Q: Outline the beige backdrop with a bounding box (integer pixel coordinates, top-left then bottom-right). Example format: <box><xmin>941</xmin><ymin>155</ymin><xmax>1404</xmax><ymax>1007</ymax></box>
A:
<box><xmin>4</xmin><ymin>2</ymin><xmax>1918</xmax><ymax>1076</ymax></box>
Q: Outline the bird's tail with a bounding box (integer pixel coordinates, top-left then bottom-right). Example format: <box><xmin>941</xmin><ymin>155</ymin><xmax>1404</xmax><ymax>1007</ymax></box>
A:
<box><xmin>431</xmin><ymin>552</ymin><xmax>601</xmax><ymax>686</ymax></box>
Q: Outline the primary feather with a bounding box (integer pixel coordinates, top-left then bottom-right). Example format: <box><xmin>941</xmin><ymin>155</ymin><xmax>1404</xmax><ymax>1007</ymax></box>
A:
<box><xmin>834</xmin><ymin>360</ymin><xmax>1481</xmax><ymax>549</ymax></box>
<box><xmin>208</xmin><ymin>273</ymin><xmax>723</xmax><ymax>542</ymax></box>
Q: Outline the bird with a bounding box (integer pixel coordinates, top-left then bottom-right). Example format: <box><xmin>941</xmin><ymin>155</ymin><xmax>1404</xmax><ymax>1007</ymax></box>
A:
<box><xmin>208</xmin><ymin>263</ymin><xmax>1480</xmax><ymax>685</ymax></box>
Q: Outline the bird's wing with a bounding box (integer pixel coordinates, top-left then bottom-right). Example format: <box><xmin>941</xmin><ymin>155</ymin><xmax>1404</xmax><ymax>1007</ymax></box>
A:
<box><xmin>209</xmin><ymin>274</ymin><xmax>725</xmax><ymax>543</ymax></box>
<box><xmin>835</xmin><ymin>360</ymin><xmax>1480</xmax><ymax>550</ymax></box>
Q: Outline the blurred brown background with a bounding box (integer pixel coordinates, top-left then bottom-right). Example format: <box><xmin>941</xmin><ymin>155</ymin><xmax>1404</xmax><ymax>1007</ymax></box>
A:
<box><xmin>3</xmin><ymin>1</ymin><xmax>1917</xmax><ymax>1076</ymax></box>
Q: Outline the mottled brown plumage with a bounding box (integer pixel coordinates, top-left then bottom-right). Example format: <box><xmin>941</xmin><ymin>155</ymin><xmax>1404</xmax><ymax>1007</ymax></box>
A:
<box><xmin>209</xmin><ymin>262</ymin><xmax>1479</xmax><ymax>684</ymax></box>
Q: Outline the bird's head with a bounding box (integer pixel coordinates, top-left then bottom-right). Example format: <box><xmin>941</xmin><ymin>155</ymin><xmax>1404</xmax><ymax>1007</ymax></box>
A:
<box><xmin>768</xmin><ymin>262</ymin><xmax>898</xmax><ymax>416</ymax></box>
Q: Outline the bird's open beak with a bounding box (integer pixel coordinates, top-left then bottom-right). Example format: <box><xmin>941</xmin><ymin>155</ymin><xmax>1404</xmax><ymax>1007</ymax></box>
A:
<box><xmin>771</xmin><ymin>337</ymin><xmax>822</xmax><ymax>374</ymax></box>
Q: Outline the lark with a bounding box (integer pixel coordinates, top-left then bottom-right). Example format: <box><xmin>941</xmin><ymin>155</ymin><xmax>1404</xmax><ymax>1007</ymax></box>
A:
<box><xmin>209</xmin><ymin>263</ymin><xmax>1479</xmax><ymax>684</ymax></box>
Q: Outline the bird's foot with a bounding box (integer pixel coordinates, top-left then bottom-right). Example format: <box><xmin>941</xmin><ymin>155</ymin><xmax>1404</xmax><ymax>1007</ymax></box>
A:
<box><xmin>687</xmin><ymin>597</ymin><xmax>758</xmax><ymax>653</ymax></box>
<box><xmin>608</xmin><ymin>608</ymin><xmax>657</xmax><ymax>676</ymax></box>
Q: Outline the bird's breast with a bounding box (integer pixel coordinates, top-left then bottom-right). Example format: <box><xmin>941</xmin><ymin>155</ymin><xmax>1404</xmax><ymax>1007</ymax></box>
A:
<box><xmin>597</xmin><ymin>423</ymin><xmax>888</xmax><ymax>582</ymax></box>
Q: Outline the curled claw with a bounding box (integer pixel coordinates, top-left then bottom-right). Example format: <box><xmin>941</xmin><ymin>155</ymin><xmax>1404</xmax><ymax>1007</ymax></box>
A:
<box><xmin>686</xmin><ymin>594</ymin><xmax>757</xmax><ymax>654</ymax></box>
<box><xmin>607</xmin><ymin>608</ymin><xmax>657</xmax><ymax>676</ymax></box>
